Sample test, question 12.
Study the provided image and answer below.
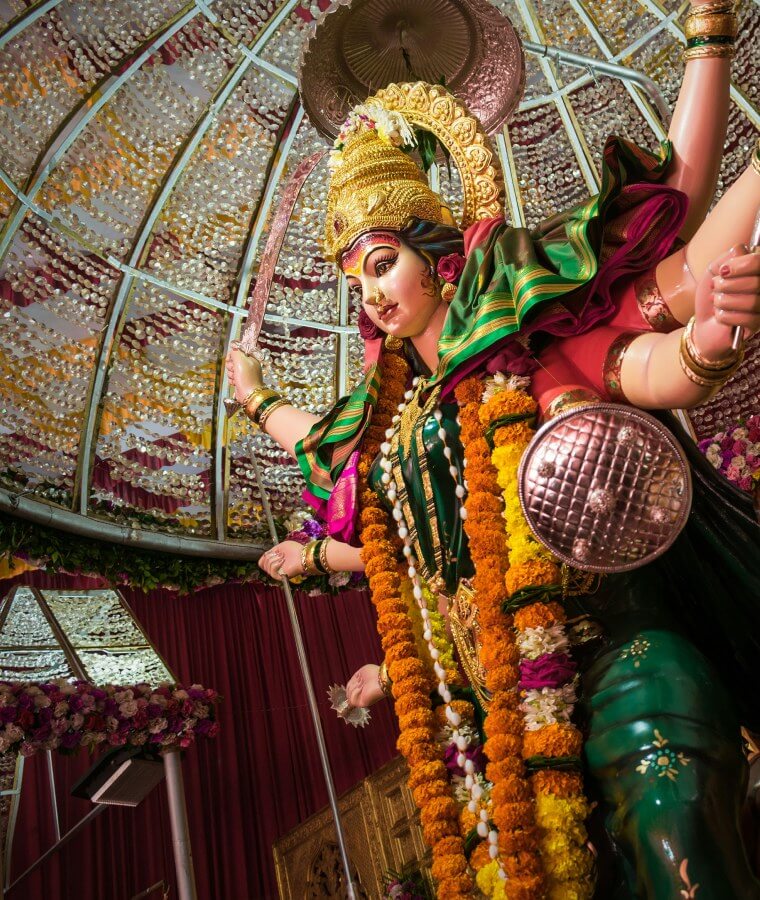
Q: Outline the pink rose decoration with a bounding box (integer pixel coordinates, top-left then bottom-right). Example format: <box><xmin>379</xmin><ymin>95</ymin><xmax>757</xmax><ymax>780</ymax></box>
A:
<box><xmin>437</xmin><ymin>253</ymin><xmax>466</xmax><ymax>283</ymax></box>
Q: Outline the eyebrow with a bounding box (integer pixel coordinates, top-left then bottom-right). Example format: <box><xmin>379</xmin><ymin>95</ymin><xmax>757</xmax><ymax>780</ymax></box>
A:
<box><xmin>341</xmin><ymin>233</ymin><xmax>400</xmax><ymax>275</ymax></box>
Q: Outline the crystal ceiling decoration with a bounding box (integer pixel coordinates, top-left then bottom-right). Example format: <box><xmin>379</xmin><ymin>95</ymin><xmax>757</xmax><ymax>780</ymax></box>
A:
<box><xmin>0</xmin><ymin>0</ymin><xmax>757</xmax><ymax>551</ymax></box>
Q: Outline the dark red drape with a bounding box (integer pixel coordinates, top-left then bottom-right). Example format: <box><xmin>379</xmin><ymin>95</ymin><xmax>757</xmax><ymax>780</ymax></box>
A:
<box><xmin>1</xmin><ymin>570</ymin><xmax>398</xmax><ymax>899</ymax></box>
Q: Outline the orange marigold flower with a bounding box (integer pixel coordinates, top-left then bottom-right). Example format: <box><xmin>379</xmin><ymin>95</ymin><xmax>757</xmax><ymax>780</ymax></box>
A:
<box><xmin>469</xmin><ymin>839</ymin><xmax>492</xmax><ymax>872</ymax></box>
<box><xmin>498</xmin><ymin>825</ymin><xmax>541</xmax><ymax>854</ymax></box>
<box><xmin>419</xmin><ymin>795</ymin><xmax>459</xmax><ymax>824</ymax></box>
<box><xmin>491</xmin><ymin>777</ymin><xmax>533</xmax><ymax>806</ymax></box>
<box><xmin>531</xmin><ymin>769</ymin><xmax>584</xmax><ymax>798</ymax></box>
<box><xmin>431</xmin><ymin>852</ymin><xmax>469</xmax><ymax>881</ymax></box>
<box><xmin>390</xmin><ymin>657</ymin><xmax>427</xmax><ymax>680</ymax></box>
<box><xmin>485</xmin><ymin>663</ymin><xmax>520</xmax><ymax>692</ymax></box>
<box><xmin>467</xmin><ymin>493</ymin><xmax>504</xmax><ymax>515</ymax></box>
<box><xmin>491</xmin><ymin>801</ymin><xmax>535</xmax><ymax>832</ymax></box>
<box><xmin>405</xmin><ymin>742</ymin><xmax>441</xmax><ymax>768</ymax></box>
<box><xmin>495</xmin><ymin>874</ymin><xmax>545</xmax><ymax>900</ymax></box>
<box><xmin>407</xmin><ymin>760</ymin><xmax>448</xmax><ymax>789</ymax></box>
<box><xmin>436</xmin><ymin>874</ymin><xmax>474</xmax><ymax>897</ymax></box>
<box><xmin>522</xmin><ymin>723</ymin><xmax>582</xmax><ymax>759</ymax></box>
<box><xmin>503</xmin><ymin>851</ymin><xmax>545</xmax><ymax>878</ymax></box>
<box><xmin>514</xmin><ymin>601</ymin><xmax>567</xmax><ymax>631</ymax></box>
<box><xmin>436</xmin><ymin>835</ymin><xmax>465</xmax><ymax>858</ymax></box>
<box><xmin>392</xmin><ymin>675</ymin><xmax>432</xmax><ymax>697</ymax></box>
<box><xmin>413</xmin><ymin>780</ymin><xmax>451</xmax><ymax>807</ymax></box>
<box><xmin>399</xmin><ymin>708</ymin><xmax>435</xmax><ymax>732</ymax></box>
<box><xmin>487</xmin><ymin>757</ymin><xmax>525</xmax><ymax>782</ymax></box>
<box><xmin>492</xmin><ymin>420</ymin><xmax>535</xmax><ymax>448</ymax></box>
<box><xmin>422</xmin><ymin>817</ymin><xmax>460</xmax><ymax>846</ymax></box>
<box><xmin>485</xmin><ymin>732</ymin><xmax>524</xmax><ymax>761</ymax></box>
<box><xmin>385</xmin><ymin>642</ymin><xmax>419</xmax><ymax>666</ymax></box>
<box><xmin>454</xmin><ymin>377</ymin><xmax>484</xmax><ymax>406</ymax></box>
<box><xmin>486</xmin><ymin>709</ymin><xmax>524</xmax><ymax>736</ymax></box>
<box><xmin>505</xmin><ymin>558</ymin><xmax>561</xmax><ymax>594</ymax></box>
<box><xmin>395</xmin><ymin>692</ymin><xmax>434</xmax><ymax>718</ymax></box>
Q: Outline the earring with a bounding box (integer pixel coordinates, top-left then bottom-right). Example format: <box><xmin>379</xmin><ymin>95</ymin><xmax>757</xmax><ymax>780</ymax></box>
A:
<box><xmin>384</xmin><ymin>334</ymin><xmax>404</xmax><ymax>351</ymax></box>
<box><xmin>441</xmin><ymin>282</ymin><xmax>457</xmax><ymax>303</ymax></box>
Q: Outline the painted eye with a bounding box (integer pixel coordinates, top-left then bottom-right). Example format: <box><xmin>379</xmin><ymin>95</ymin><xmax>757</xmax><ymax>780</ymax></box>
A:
<box><xmin>375</xmin><ymin>256</ymin><xmax>396</xmax><ymax>276</ymax></box>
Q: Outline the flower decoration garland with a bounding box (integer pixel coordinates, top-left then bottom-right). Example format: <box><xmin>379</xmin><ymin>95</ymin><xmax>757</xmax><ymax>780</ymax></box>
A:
<box><xmin>455</xmin><ymin>377</ymin><xmax>545</xmax><ymax>900</ymax></box>
<box><xmin>358</xmin><ymin>347</ymin><xmax>474</xmax><ymax>900</ymax></box>
<box><xmin>480</xmin><ymin>377</ymin><xmax>594</xmax><ymax>899</ymax></box>
<box><xmin>330</xmin><ymin>103</ymin><xmax>417</xmax><ymax>168</ymax></box>
<box><xmin>0</xmin><ymin>680</ymin><xmax>220</xmax><ymax>757</ymax></box>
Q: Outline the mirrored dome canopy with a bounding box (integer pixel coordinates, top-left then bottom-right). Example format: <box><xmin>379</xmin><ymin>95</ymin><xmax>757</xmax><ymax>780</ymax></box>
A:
<box><xmin>0</xmin><ymin>0</ymin><xmax>756</xmax><ymax>557</ymax></box>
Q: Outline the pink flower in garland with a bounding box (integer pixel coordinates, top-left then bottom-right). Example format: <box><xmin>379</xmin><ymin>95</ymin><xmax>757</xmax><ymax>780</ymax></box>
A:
<box><xmin>519</xmin><ymin>652</ymin><xmax>577</xmax><ymax>690</ymax></box>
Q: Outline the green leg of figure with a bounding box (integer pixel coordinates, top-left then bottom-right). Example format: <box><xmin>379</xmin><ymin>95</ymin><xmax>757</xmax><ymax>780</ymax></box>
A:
<box><xmin>582</xmin><ymin>629</ymin><xmax>760</xmax><ymax>899</ymax></box>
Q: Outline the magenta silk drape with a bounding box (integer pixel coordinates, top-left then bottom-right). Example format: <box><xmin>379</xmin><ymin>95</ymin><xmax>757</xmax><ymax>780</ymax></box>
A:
<box><xmin>0</xmin><ymin>570</ymin><xmax>398</xmax><ymax>899</ymax></box>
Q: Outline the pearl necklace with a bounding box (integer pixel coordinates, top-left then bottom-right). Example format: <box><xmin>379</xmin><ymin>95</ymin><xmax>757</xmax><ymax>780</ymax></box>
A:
<box><xmin>380</xmin><ymin>377</ymin><xmax>505</xmax><ymax>879</ymax></box>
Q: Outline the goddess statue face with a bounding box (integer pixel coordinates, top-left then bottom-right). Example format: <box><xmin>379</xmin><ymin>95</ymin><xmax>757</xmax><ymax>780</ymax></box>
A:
<box><xmin>341</xmin><ymin>231</ymin><xmax>442</xmax><ymax>339</ymax></box>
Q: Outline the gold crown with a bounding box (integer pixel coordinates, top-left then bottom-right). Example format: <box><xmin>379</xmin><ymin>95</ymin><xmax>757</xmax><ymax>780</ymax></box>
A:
<box><xmin>324</xmin><ymin>129</ymin><xmax>453</xmax><ymax>260</ymax></box>
<box><xmin>323</xmin><ymin>83</ymin><xmax>504</xmax><ymax>261</ymax></box>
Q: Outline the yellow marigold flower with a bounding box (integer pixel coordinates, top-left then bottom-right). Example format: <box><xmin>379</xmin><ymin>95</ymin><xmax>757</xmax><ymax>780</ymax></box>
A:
<box><xmin>475</xmin><ymin>860</ymin><xmax>499</xmax><ymax>896</ymax></box>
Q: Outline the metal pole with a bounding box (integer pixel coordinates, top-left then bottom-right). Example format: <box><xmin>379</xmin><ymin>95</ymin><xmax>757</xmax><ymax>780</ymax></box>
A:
<box><xmin>45</xmin><ymin>751</ymin><xmax>61</xmax><ymax>842</ymax></box>
<box><xmin>6</xmin><ymin>805</ymin><xmax>107</xmax><ymax>894</ymax></box>
<box><xmin>523</xmin><ymin>40</ymin><xmax>671</xmax><ymax>124</ymax></box>
<box><xmin>250</xmin><ymin>455</ymin><xmax>357</xmax><ymax>900</ymax></box>
<box><xmin>162</xmin><ymin>749</ymin><xmax>198</xmax><ymax>900</ymax></box>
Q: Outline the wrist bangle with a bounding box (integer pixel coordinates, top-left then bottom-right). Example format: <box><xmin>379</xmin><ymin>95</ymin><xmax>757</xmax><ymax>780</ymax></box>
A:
<box><xmin>257</xmin><ymin>398</ymin><xmax>290</xmax><ymax>431</ymax></box>
<box><xmin>243</xmin><ymin>388</ymin><xmax>281</xmax><ymax>423</ymax></box>
<box><xmin>300</xmin><ymin>540</ymin><xmax>320</xmax><ymax>576</ymax></box>
<box><xmin>378</xmin><ymin>661</ymin><xmax>392</xmax><ymax>697</ymax></box>
<box><xmin>317</xmin><ymin>536</ymin><xmax>333</xmax><ymax>574</ymax></box>
<box><xmin>751</xmin><ymin>139</ymin><xmax>760</xmax><ymax>179</ymax></box>
<box><xmin>679</xmin><ymin>318</ymin><xmax>743</xmax><ymax>386</ymax></box>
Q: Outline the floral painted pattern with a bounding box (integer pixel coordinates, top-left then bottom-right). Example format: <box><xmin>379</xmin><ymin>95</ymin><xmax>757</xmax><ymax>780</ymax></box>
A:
<box><xmin>636</xmin><ymin>729</ymin><xmax>690</xmax><ymax>781</ymax></box>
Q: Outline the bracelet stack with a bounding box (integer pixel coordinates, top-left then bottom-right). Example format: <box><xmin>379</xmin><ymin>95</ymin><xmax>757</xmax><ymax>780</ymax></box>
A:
<box><xmin>241</xmin><ymin>387</ymin><xmax>290</xmax><ymax>429</ymax></box>
<box><xmin>679</xmin><ymin>316</ymin><xmax>744</xmax><ymax>388</ymax></box>
<box><xmin>300</xmin><ymin>537</ymin><xmax>334</xmax><ymax>576</ymax></box>
<box><xmin>683</xmin><ymin>1</ymin><xmax>738</xmax><ymax>61</ymax></box>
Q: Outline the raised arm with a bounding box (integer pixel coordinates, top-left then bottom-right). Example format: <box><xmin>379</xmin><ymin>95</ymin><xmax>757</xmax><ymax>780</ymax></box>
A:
<box><xmin>226</xmin><ymin>347</ymin><xmax>319</xmax><ymax>458</ymax></box>
<box><xmin>663</xmin><ymin>1</ymin><xmax>736</xmax><ymax>240</ymax></box>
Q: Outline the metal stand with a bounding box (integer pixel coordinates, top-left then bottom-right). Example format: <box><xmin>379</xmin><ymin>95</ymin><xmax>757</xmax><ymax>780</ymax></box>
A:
<box><xmin>162</xmin><ymin>749</ymin><xmax>198</xmax><ymax>900</ymax></box>
<box><xmin>251</xmin><ymin>456</ymin><xmax>357</xmax><ymax>899</ymax></box>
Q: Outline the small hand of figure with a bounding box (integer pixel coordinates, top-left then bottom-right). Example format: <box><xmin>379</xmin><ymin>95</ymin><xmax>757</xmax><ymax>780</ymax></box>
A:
<box><xmin>345</xmin><ymin>664</ymin><xmax>385</xmax><ymax>709</ymax></box>
<box><xmin>694</xmin><ymin>243</ymin><xmax>760</xmax><ymax>360</ymax></box>
<box><xmin>257</xmin><ymin>540</ymin><xmax>305</xmax><ymax>580</ymax></box>
<box><xmin>225</xmin><ymin>346</ymin><xmax>265</xmax><ymax>404</ymax></box>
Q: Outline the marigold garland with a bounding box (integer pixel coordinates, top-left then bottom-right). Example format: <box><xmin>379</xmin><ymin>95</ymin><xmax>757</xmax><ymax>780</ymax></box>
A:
<box><xmin>455</xmin><ymin>376</ymin><xmax>545</xmax><ymax>896</ymax></box>
<box><xmin>481</xmin><ymin>381</ymin><xmax>594</xmax><ymax>900</ymax></box>
<box><xmin>358</xmin><ymin>347</ymin><xmax>474</xmax><ymax>899</ymax></box>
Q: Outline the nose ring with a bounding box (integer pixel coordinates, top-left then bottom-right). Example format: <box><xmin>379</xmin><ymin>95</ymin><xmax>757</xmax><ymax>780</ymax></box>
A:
<box><xmin>368</xmin><ymin>288</ymin><xmax>389</xmax><ymax>310</ymax></box>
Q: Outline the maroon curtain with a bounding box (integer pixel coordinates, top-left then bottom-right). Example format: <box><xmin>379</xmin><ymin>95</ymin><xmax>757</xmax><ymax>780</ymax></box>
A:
<box><xmin>1</xmin><ymin>570</ymin><xmax>398</xmax><ymax>899</ymax></box>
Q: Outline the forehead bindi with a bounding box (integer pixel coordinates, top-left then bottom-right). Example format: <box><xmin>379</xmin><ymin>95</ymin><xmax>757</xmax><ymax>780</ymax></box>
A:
<box><xmin>340</xmin><ymin>232</ymin><xmax>400</xmax><ymax>277</ymax></box>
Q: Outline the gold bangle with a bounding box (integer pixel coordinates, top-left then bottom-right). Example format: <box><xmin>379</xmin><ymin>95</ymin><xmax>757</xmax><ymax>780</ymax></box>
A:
<box><xmin>751</xmin><ymin>139</ymin><xmax>760</xmax><ymax>179</ymax></box>
<box><xmin>684</xmin><ymin>12</ymin><xmax>737</xmax><ymax>40</ymax></box>
<box><xmin>300</xmin><ymin>540</ymin><xmax>320</xmax><ymax>576</ymax></box>
<box><xmin>243</xmin><ymin>388</ymin><xmax>280</xmax><ymax>422</ymax></box>
<box><xmin>318</xmin><ymin>536</ymin><xmax>333</xmax><ymax>574</ymax></box>
<box><xmin>679</xmin><ymin>321</ymin><xmax>742</xmax><ymax>386</ymax></box>
<box><xmin>683</xmin><ymin>43</ymin><xmax>734</xmax><ymax>61</ymax></box>
<box><xmin>683</xmin><ymin>317</ymin><xmax>742</xmax><ymax>371</ymax></box>
<box><xmin>257</xmin><ymin>398</ymin><xmax>290</xmax><ymax>431</ymax></box>
<box><xmin>378</xmin><ymin>661</ymin><xmax>391</xmax><ymax>697</ymax></box>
